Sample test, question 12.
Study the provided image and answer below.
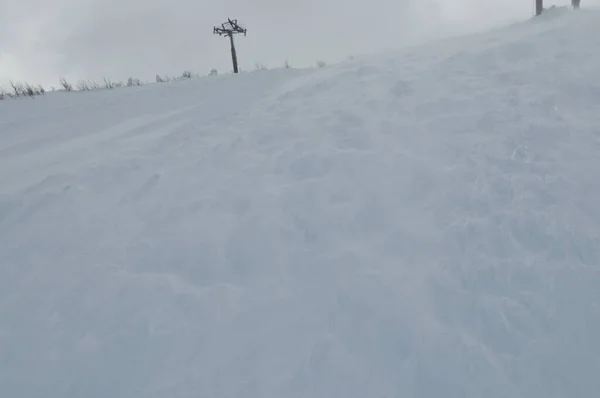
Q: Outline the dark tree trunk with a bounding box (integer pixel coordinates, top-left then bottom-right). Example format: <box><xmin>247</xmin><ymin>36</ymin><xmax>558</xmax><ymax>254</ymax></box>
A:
<box><xmin>229</xmin><ymin>34</ymin><xmax>239</xmax><ymax>74</ymax></box>
<box><xmin>572</xmin><ymin>0</ymin><xmax>580</xmax><ymax>8</ymax></box>
<box><xmin>536</xmin><ymin>0</ymin><xmax>543</xmax><ymax>16</ymax></box>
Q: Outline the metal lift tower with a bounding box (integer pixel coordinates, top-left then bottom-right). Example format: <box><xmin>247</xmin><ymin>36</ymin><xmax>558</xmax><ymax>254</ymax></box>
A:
<box><xmin>213</xmin><ymin>18</ymin><xmax>247</xmax><ymax>74</ymax></box>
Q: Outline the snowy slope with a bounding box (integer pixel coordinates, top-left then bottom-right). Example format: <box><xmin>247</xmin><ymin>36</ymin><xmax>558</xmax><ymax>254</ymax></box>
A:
<box><xmin>1</xmin><ymin>7</ymin><xmax>600</xmax><ymax>398</ymax></box>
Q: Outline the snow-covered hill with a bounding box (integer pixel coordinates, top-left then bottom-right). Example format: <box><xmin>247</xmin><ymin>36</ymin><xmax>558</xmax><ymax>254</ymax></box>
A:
<box><xmin>1</xmin><ymin>7</ymin><xmax>599</xmax><ymax>398</ymax></box>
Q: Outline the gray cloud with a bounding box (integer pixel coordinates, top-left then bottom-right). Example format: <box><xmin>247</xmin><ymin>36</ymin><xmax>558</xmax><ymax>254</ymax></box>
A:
<box><xmin>1</xmin><ymin>0</ymin><xmax>586</xmax><ymax>87</ymax></box>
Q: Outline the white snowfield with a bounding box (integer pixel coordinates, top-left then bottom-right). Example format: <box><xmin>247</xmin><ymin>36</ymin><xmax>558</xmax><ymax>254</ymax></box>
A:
<box><xmin>1</xmin><ymin>7</ymin><xmax>600</xmax><ymax>398</ymax></box>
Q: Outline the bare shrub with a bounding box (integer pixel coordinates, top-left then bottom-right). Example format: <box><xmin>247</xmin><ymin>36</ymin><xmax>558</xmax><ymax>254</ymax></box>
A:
<box><xmin>209</xmin><ymin>68</ymin><xmax>218</xmax><ymax>76</ymax></box>
<box><xmin>77</xmin><ymin>80</ymin><xmax>91</xmax><ymax>91</ymax></box>
<box><xmin>3</xmin><ymin>81</ymin><xmax>45</xmax><ymax>98</ymax></box>
<box><xmin>24</xmin><ymin>84</ymin><xmax>36</xmax><ymax>97</ymax></box>
<box><xmin>255</xmin><ymin>63</ymin><xmax>268</xmax><ymax>71</ymax></box>
<box><xmin>127</xmin><ymin>77</ymin><xmax>142</xmax><ymax>87</ymax></box>
<box><xmin>316</xmin><ymin>60</ymin><xmax>326</xmax><ymax>68</ymax></box>
<box><xmin>103</xmin><ymin>78</ymin><xmax>123</xmax><ymax>89</ymax></box>
<box><xmin>156</xmin><ymin>74</ymin><xmax>173</xmax><ymax>83</ymax></box>
<box><xmin>77</xmin><ymin>80</ymin><xmax>101</xmax><ymax>91</ymax></box>
<box><xmin>60</xmin><ymin>78</ymin><xmax>73</xmax><ymax>92</ymax></box>
<box><xmin>10</xmin><ymin>81</ymin><xmax>24</xmax><ymax>97</ymax></box>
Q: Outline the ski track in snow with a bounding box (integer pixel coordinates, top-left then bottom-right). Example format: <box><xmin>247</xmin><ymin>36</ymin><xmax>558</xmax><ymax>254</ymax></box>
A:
<box><xmin>1</xmin><ymin>7</ymin><xmax>600</xmax><ymax>398</ymax></box>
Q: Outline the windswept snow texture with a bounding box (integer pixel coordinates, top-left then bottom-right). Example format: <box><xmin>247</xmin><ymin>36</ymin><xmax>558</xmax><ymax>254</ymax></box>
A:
<box><xmin>1</xmin><ymin>7</ymin><xmax>600</xmax><ymax>398</ymax></box>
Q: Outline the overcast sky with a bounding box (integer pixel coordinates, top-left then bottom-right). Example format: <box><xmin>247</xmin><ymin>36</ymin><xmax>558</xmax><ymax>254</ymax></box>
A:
<box><xmin>0</xmin><ymin>0</ymin><xmax>593</xmax><ymax>87</ymax></box>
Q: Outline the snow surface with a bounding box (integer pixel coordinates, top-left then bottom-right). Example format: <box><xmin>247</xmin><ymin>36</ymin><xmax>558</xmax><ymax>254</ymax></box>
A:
<box><xmin>1</xmin><ymin>7</ymin><xmax>600</xmax><ymax>398</ymax></box>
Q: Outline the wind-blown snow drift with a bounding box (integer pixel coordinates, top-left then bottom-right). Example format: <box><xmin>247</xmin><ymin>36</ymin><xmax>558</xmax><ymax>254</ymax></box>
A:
<box><xmin>1</xmin><ymin>7</ymin><xmax>600</xmax><ymax>398</ymax></box>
